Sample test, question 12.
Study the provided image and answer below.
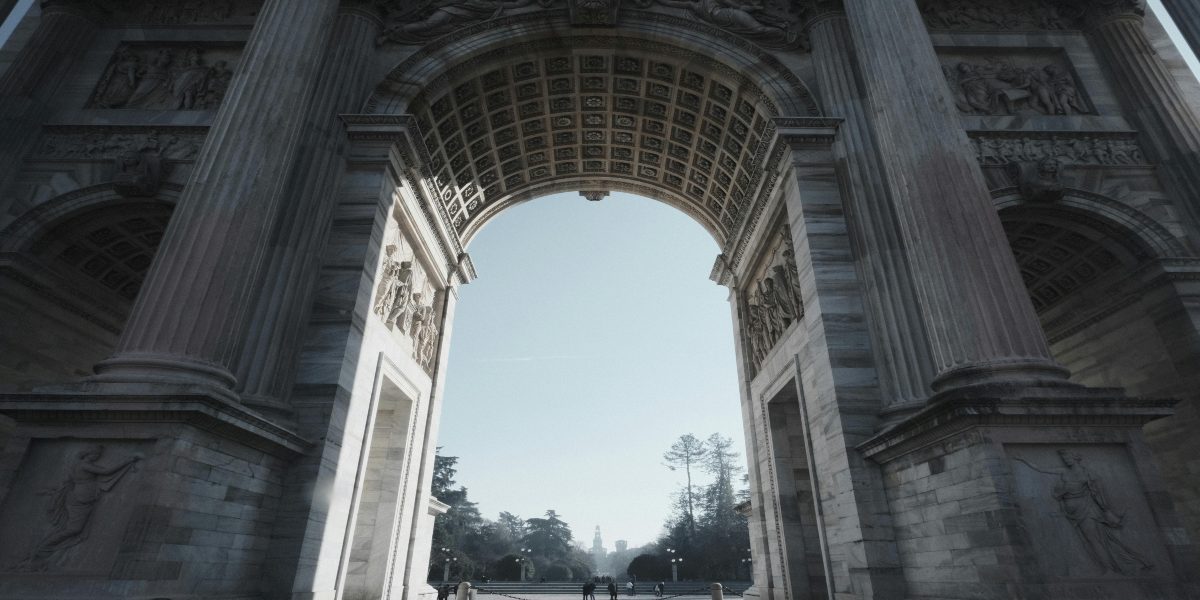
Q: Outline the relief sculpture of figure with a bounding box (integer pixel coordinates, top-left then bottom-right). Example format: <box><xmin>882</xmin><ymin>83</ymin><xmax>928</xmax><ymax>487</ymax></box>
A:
<box><xmin>95</xmin><ymin>46</ymin><xmax>141</xmax><ymax>108</ymax></box>
<box><xmin>13</xmin><ymin>445</ymin><xmax>142</xmax><ymax>572</ymax></box>
<box><xmin>377</xmin><ymin>0</ymin><xmax>553</xmax><ymax>44</ymax></box>
<box><xmin>1014</xmin><ymin>450</ymin><xmax>1154</xmax><ymax>575</ymax></box>
<box><xmin>759</xmin><ymin>274</ymin><xmax>796</xmax><ymax>340</ymax></box>
<box><xmin>373</xmin><ymin>247</ymin><xmax>414</xmax><ymax>328</ymax></box>
<box><xmin>171</xmin><ymin>48</ymin><xmax>211</xmax><ymax>109</ymax></box>
<box><xmin>638</xmin><ymin>0</ymin><xmax>800</xmax><ymax>48</ymax></box>
<box><xmin>126</xmin><ymin>48</ymin><xmax>175</xmax><ymax>108</ymax></box>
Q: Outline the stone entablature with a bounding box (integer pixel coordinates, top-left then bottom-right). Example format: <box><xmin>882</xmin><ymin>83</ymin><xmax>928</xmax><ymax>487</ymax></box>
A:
<box><xmin>969</xmin><ymin>131</ymin><xmax>1146</xmax><ymax>166</ymax></box>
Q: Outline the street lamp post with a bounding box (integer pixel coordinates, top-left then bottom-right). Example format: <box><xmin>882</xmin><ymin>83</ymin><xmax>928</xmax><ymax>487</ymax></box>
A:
<box><xmin>517</xmin><ymin>547</ymin><xmax>531</xmax><ymax>582</ymax></box>
<box><xmin>669</xmin><ymin>558</ymin><xmax>682</xmax><ymax>583</ymax></box>
<box><xmin>439</xmin><ymin>547</ymin><xmax>458</xmax><ymax>583</ymax></box>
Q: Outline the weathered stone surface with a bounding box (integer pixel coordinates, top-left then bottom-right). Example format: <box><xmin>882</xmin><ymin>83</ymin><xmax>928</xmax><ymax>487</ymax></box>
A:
<box><xmin>0</xmin><ymin>1</ymin><xmax>1199</xmax><ymax>599</ymax></box>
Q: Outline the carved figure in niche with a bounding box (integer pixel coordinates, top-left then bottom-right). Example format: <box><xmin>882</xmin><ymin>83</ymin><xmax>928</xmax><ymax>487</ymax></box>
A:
<box><xmin>377</xmin><ymin>0</ymin><xmax>554</xmax><ymax>44</ymax></box>
<box><xmin>126</xmin><ymin>48</ymin><xmax>174</xmax><ymax>108</ymax></box>
<box><xmin>12</xmin><ymin>445</ymin><xmax>142</xmax><ymax>572</ymax></box>
<box><xmin>1015</xmin><ymin>450</ymin><xmax>1154</xmax><ymax>575</ymax></box>
<box><xmin>413</xmin><ymin>299</ymin><xmax>439</xmax><ymax>367</ymax></box>
<box><xmin>745</xmin><ymin>300</ymin><xmax>769</xmax><ymax>366</ymax></box>
<box><xmin>761</xmin><ymin>270</ymin><xmax>797</xmax><ymax>338</ymax></box>
<box><xmin>373</xmin><ymin>245</ymin><xmax>414</xmax><ymax>326</ymax></box>
<box><xmin>1010</xmin><ymin>158</ymin><xmax>1064</xmax><ymax>204</ymax></box>
<box><xmin>633</xmin><ymin>0</ymin><xmax>800</xmax><ymax>48</ymax></box>
<box><xmin>112</xmin><ymin>149</ymin><xmax>164</xmax><ymax>197</ymax></box>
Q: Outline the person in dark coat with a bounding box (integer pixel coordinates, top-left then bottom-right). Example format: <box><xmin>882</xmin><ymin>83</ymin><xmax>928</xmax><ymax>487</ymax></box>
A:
<box><xmin>607</xmin><ymin>581</ymin><xmax>618</xmax><ymax>600</ymax></box>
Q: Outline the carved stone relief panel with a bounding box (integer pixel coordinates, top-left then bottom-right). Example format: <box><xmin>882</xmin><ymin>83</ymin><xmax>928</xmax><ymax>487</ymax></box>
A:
<box><xmin>372</xmin><ymin>223</ymin><xmax>441</xmax><ymax>372</ymax></box>
<box><xmin>628</xmin><ymin>0</ymin><xmax>805</xmax><ymax>49</ymax></box>
<box><xmin>32</xmin><ymin>127</ymin><xmax>205</xmax><ymax>162</ymax></box>
<box><xmin>743</xmin><ymin>225</ymin><xmax>803</xmax><ymax>375</ymax></box>
<box><xmin>0</xmin><ymin>439</ymin><xmax>150</xmax><ymax>574</ymax></box>
<box><xmin>1006</xmin><ymin>444</ymin><xmax>1172</xmax><ymax>579</ymax></box>
<box><xmin>969</xmin><ymin>133</ymin><xmax>1144</xmax><ymax>167</ymax></box>
<box><xmin>377</xmin><ymin>0</ymin><xmax>558</xmax><ymax>45</ymax></box>
<box><xmin>87</xmin><ymin>43</ymin><xmax>242</xmax><ymax>110</ymax></box>
<box><xmin>940</xmin><ymin>49</ymin><xmax>1093</xmax><ymax>116</ymax></box>
<box><xmin>920</xmin><ymin>0</ymin><xmax>1073</xmax><ymax>31</ymax></box>
<box><xmin>102</xmin><ymin>0</ymin><xmax>261</xmax><ymax>25</ymax></box>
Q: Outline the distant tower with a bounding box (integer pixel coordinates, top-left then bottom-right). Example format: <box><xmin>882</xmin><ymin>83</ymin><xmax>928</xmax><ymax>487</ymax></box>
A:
<box><xmin>593</xmin><ymin>526</ymin><xmax>604</xmax><ymax>554</ymax></box>
<box><xmin>591</xmin><ymin>526</ymin><xmax>609</xmax><ymax>573</ymax></box>
<box><xmin>615</xmin><ymin>540</ymin><xmax>628</xmax><ymax>552</ymax></box>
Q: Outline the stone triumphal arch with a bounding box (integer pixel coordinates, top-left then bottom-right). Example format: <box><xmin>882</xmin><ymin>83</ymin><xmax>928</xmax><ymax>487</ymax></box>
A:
<box><xmin>2</xmin><ymin>0</ymin><xmax>1200</xmax><ymax>598</ymax></box>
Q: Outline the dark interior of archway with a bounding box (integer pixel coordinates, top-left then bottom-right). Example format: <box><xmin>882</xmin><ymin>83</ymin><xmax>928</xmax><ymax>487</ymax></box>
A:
<box><xmin>30</xmin><ymin>204</ymin><xmax>172</xmax><ymax>302</ymax></box>
<box><xmin>411</xmin><ymin>51</ymin><xmax>778</xmax><ymax>242</ymax></box>
<box><xmin>1001</xmin><ymin>213</ymin><xmax>1148</xmax><ymax>315</ymax></box>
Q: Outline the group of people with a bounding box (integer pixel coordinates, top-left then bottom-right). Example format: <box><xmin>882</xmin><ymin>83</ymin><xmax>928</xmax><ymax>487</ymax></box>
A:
<box><xmin>946</xmin><ymin>59</ymin><xmax>1088</xmax><ymax>116</ymax></box>
<box><xmin>582</xmin><ymin>580</ymin><xmax>666</xmax><ymax>599</ymax></box>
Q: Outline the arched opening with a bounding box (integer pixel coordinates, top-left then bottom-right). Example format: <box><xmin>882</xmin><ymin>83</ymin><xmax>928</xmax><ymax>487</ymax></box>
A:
<box><xmin>999</xmin><ymin>199</ymin><xmax>1200</xmax><ymax>549</ymax></box>
<box><xmin>434</xmin><ymin>191</ymin><xmax>747</xmax><ymax>583</ymax></box>
<box><xmin>0</xmin><ymin>194</ymin><xmax>172</xmax><ymax>387</ymax></box>
<box><xmin>337</xmin><ymin>22</ymin><xmax>826</xmax><ymax>600</ymax></box>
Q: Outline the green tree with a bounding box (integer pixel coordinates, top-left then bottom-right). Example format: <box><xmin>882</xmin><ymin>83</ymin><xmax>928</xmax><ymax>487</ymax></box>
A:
<box><xmin>430</xmin><ymin>451</ymin><xmax>484</xmax><ymax>571</ymax></box>
<box><xmin>663</xmin><ymin>434</ymin><xmax>707</xmax><ymax>536</ymax></box>
<box><xmin>522</xmin><ymin>510</ymin><xmax>573</xmax><ymax>559</ymax></box>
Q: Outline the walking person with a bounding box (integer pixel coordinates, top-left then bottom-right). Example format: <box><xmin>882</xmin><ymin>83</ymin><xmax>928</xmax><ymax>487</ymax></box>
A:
<box><xmin>582</xmin><ymin>582</ymin><xmax>592</xmax><ymax>600</ymax></box>
<box><xmin>655</xmin><ymin>582</ymin><xmax>664</xmax><ymax>598</ymax></box>
<box><xmin>608</xmin><ymin>580</ymin><xmax>618</xmax><ymax>600</ymax></box>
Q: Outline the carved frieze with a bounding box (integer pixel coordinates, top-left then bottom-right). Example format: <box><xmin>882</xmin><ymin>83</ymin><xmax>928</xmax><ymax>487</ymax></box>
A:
<box><xmin>88</xmin><ymin>44</ymin><xmax>241</xmax><ymax>110</ymax></box>
<box><xmin>920</xmin><ymin>0</ymin><xmax>1071</xmax><ymax>31</ymax></box>
<box><xmin>31</xmin><ymin>127</ymin><xmax>205</xmax><ymax>162</ymax></box>
<box><xmin>970</xmin><ymin>133</ymin><xmax>1144</xmax><ymax>166</ymax></box>
<box><xmin>0</xmin><ymin>440</ymin><xmax>147</xmax><ymax>573</ymax></box>
<box><xmin>744</xmin><ymin>225</ymin><xmax>802</xmax><ymax>373</ymax></box>
<box><xmin>376</xmin><ymin>0</ymin><xmax>559</xmax><ymax>45</ymax></box>
<box><xmin>941</xmin><ymin>52</ymin><xmax>1092</xmax><ymax>116</ymax></box>
<box><xmin>373</xmin><ymin>225</ymin><xmax>441</xmax><ymax>371</ymax></box>
<box><xmin>920</xmin><ymin>0</ymin><xmax>1143</xmax><ymax>31</ymax></box>
<box><xmin>101</xmin><ymin>0</ymin><xmax>261</xmax><ymax>25</ymax></box>
<box><xmin>570</xmin><ymin>0</ymin><xmax>621</xmax><ymax>25</ymax></box>
<box><xmin>630</xmin><ymin>0</ymin><xmax>804</xmax><ymax>49</ymax></box>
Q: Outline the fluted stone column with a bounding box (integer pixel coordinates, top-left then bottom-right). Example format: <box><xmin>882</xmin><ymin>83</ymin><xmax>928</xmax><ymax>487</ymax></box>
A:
<box><xmin>92</xmin><ymin>0</ymin><xmax>341</xmax><ymax>399</ymax></box>
<box><xmin>841</xmin><ymin>0</ymin><xmax>1068</xmax><ymax>393</ymax></box>
<box><xmin>0</xmin><ymin>1</ymin><xmax>19</xmax><ymax>30</ymax></box>
<box><xmin>234</xmin><ymin>4</ymin><xmax>383</xmax><ymax>413</ymax></box>
<box><xmin>1161</xmin><ymin>0</ymin><xmax>1200</xmax><ymax>56</ymax></box>
<box><xmin>1084</xmin><ymin>3</ymin><xmax>1200</xmax><ymax>246</ymax></box>
<box><xmin>805</xmin><ymin>7</ymin><xmax>937</xmax><ymax>412</ymax></box>
<box><xmin>0</xmin><ymin>0</ymin><xmax>99</xmax><ymax>207</ymax></box>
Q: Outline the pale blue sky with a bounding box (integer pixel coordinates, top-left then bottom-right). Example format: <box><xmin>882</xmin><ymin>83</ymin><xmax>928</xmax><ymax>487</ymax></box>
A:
<box><xmin>437</xmin><ymin>193</ymin><xmax>744</xmax><ymax>549</ymax></box>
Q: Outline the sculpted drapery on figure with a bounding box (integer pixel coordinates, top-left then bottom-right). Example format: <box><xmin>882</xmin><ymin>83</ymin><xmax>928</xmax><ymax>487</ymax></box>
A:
<box><xmin>943</xmin><ymin>58</ymin><xmax>1091</xmax><ymax>116</ymax></box>
<box><xmin>1015</xmin><ymin>450</ymin><xmax>1155</xmax><ymax>575</ymax></box>
<box><xmin>744</xmin><ymin>228</ymin><xmax>803</xmax><ymax>373</ymax></box>
<box><xmin>91</xmin><ymin>45</ymin><xmax>236</xmax><ymax>110</ymax></box>
<box><xmin>12</xmin><ymin>446</ymin><xmax>142</xmax><ymax>572</ymax></box>
<box><xmin>371</xmin><ymin>236</ymin><xmax>441</xmax><ymax>371</ymax></box>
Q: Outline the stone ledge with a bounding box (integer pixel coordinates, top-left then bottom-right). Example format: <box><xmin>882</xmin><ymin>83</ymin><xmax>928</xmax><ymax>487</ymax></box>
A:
<box><xmin>0</xmin><ymin>383</ymin><xmax>311</xmax><ymax>456</ymax></box>
<box><xmin>859</xmin><ymin>383</ymin><xmax>1177</xmax><ymax>463</ymax></box>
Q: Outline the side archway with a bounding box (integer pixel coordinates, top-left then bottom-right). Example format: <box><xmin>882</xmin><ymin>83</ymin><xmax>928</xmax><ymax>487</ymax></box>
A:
<box><xmin>0</xmin><ymin>184</ymin><xmax>177</xmax><ymax>387</ymax></box>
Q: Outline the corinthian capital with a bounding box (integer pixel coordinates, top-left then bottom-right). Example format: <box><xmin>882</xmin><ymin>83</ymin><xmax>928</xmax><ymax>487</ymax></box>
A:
<box><xmin>797</xmin><ymin>0</ymin><xmax>845</xmax><ymax>30</ymax></box>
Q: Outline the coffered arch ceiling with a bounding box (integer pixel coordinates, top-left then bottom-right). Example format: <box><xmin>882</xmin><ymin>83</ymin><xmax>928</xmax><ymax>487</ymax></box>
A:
<box><xmin>407</xmin><ymin>45</ymin><xmax>786</xmax><ymax>245</ymax></box>
<box><xmin>366</xmin><ymin>18</ymin><xmax>821</xmax><ymax>248</ymax></box>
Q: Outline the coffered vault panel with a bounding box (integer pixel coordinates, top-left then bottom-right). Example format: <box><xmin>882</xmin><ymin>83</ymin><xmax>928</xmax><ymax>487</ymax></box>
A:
<box><xmin>408</xmin><ymin>50</ymin><xmax>778</xmax><ymax>242</ymax></box>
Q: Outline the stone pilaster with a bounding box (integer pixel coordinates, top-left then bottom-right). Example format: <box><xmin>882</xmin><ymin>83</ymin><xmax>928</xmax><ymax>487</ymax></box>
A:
<box><xmin>1082</xmin><ymin>3</ymin><xmax>1200</xmax><ymax>249</ymax></box>
<box><xmin>0</xmin><ymin>1</ymin><xmax>18</xmax><ymax>30</ymax></box>
<box><xmin>91</xmin><ymin>0</ymin><xmax>341</xmax><ymax>399</ymax></box>
<box><xmin>841</xmin><ymin>0</ymin><xmax>1067</xmax><ymax>393</ymax></box>
<box><xmin>805</xmin><ymin>8</ymin><xmax>937</xmax><ymax>413</ymax></box>
<box><xmin>0</xmin><ymin>0</ymin><xmax>99</xmax><ymax>210</ymax></box>
<box><xmin>234</xmin><ymin>4</ymin><xmax>383</xmax><ymax>414</ymax></box>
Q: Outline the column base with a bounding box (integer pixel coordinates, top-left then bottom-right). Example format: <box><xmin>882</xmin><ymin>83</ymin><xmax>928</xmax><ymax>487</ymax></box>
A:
<box><xmin>0</xmin><ymin>386</ymin><xmax>309</xmax><ymax>600</ymax></box>
<box><xmin>90</xmin><ymin>352</ymin><xmax>240</xmax><ymax>404</ymax></box>
<box><xmin>861</xmin><ymin>384</ymin><xmax>1199</xmax><ymax>599</ymax></box>
<box><xmin>930</xmin><ymin>358</ymin><xmax>1072</xmax><ymax>393</ymax></box>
